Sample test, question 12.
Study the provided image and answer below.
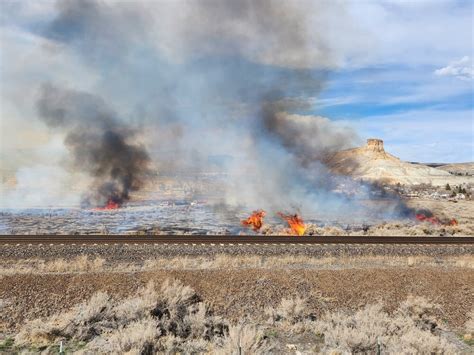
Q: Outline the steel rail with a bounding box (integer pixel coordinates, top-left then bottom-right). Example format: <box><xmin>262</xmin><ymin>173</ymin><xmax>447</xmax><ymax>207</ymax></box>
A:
<box><xmin>0</xmin><ymin>236</ymin><xmax>473</xmax><ymax>245</ymax></box>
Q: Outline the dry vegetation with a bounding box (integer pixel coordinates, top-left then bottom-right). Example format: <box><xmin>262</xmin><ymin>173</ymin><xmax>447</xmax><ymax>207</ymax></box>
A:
<box><xmin>259</xmin><ymin>220</ymin><xmax>474</xmax><ymax>236</ymax></box>
<box><xmin>3</xmin><ymin>196</ymin><xmax>473</xmax><ymax>236</ymax></box>
<box><xmin>313</xmin><ymin>297</ymin><xmax>456</xmax><ymax>354</ymax></box>
<box><xmin>4</xmin><ymin>279</ymin><xmax>472</xmax><ymax>354</ymax></box>
<box><xmin>1</xmin><ymin>250</ymin><xmax>472</xmax><ymax>353</ymax></box>
<box><xmin>1</xmin><ymin>254</ymin><xmax>472</xmax><ymax>275</ymax></box>
<box><xmin>12</xmin><ymin>280</ymin><xmax>262</xmax><ymax>354</ymax></box>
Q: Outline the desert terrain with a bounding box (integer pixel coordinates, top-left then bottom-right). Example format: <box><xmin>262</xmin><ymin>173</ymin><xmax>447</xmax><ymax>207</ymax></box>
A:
<box><xmin>325</xmin><ymin>139</ymin><xmax>473</xmax><ymax>187</ymax></box>
<box><xmin>2</xmin><ymin>140</ymin><xmax>473</xmax><ymax>353</ymax></box>
<box><xmin>1</xmin><ymin>244</ymin><xmax>473</xmax><ymax>353</ymax></box>
<box><xmin>1</xmin><ymin>1</ymin><xmax>473</xmax><ymax>354</ymax></box>
<box><xmin>2</xmin><ymin>139</ymin><xmax>473</xmax><ymax>236</ymax></box>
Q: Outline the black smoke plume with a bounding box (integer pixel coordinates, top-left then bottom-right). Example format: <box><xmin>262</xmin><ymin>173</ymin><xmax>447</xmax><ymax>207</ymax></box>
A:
<box><xmin>37</xmin><ymin>84</ymin><xmax>150</xmax><ymax>208</ymax></box>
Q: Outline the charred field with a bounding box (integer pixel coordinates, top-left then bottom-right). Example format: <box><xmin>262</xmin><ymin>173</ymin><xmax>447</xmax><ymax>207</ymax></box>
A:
<box><xmin>1</xmin><ymin>175</ymin><xmax>473</xmax><ymax>236</ymax></box>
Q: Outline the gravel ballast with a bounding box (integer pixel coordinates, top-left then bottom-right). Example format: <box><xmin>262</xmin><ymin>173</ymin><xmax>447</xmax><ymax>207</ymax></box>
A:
<box><xmin>1</xmin><ymin>243</ymin><xmax>473</xmax><ymax>262</ymax></box>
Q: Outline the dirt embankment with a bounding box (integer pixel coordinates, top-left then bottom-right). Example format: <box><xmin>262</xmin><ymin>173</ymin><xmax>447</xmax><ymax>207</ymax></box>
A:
<box><xmin>1</xmin><ymin>255</ymin><xmax>473</xmax><ymax>332</ymax></box>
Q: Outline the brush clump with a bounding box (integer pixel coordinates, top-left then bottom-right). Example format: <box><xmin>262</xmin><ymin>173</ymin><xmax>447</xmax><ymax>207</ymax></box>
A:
<box><xmin>11</xmin><ymin>280</ymin><xmax>464</xmax><ymax>354</ymax></box>
<box><xmin>313</xmin><ymin>298</ymin><xmax>456</xmax><ymax>354</ymax></box>
<box><xmin>13</xmin><ymin>279</ymin><xmax>271</xmax><ymax>354</ymax></box>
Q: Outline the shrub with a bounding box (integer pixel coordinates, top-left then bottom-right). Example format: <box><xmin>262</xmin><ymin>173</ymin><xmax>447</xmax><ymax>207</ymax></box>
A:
<box><xmin>216</xmin><ymin>323</ymin><xmax>275</xmax><ymax>354</ymax></box>
<box><xmin>12</xmin><ymin>285</ymin><xmax>461</xmax><ymax>354</ymax></box>
<box><xmin>465</xmin><ymin>311</ymin><xmax>474</xmax><ymax>335</ymax></box>
<box><xmin>313</xmin><ymin>298</ymin><xmax>456</xmax><ymax>353</ymax></box>
<box><xmin>14</xmin><ymin>279</ymin><xmax>231</xmax><ymax>354</ymax></box>
<box><xmin>265</xmin><ymin>296</ymin><xmax>308</xmax><ymax>324</ymax></box>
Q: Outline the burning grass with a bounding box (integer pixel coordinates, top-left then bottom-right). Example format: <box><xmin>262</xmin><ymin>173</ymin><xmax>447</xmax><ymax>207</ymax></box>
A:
<box><xmin>7</xmin><ymin>280</ymin><xmax>470</xmax><ymax>354</ymax></box>
<box><xmin>277</xmin><ymin>212</ymin><xmax>306</xmax><ymax>236</ymax></box>
<box><xmin>2</xmin><ymin>196</ymin><xmax>473</xmax><ymax>235</ymax></box>
<box><xmin>93</xmin><ymin>199</ymin><xmax>120</xmax><ymax>210</ymax></box>
<box><xmin>258</xmin><ymin>219</ymin><xmax>472</xmax><ymax>236</ymax></box>
<box><xmin>414</xmin><ymin>209</ymin><xmax>458</xmax><ymax>226</ymax></box>
<box><xmin>241</xmin><ymin>209</ymin><xmax>266</xmax><ymax>231</ymax></box>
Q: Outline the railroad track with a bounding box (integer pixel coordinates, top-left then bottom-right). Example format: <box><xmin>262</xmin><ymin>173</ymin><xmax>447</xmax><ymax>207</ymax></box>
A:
<box><xmin>1</xmin><ymin>236</ymin><xmax>473</xmax><ymax>245</ymax></box>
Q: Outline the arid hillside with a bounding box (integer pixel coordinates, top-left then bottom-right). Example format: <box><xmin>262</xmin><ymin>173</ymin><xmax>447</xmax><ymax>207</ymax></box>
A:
<box><xmin>436</xmin><ymin>162</ymin><xmax>474</xmax><ymax>176</ymax></box>
<box><xmin>325</xmin><ymin>139</ymin><xmax>473</xmax><ymax>186</ymax></box>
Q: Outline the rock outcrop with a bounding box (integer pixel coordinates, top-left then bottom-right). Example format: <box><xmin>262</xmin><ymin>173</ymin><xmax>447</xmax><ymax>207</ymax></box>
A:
<box><xmin>324</xmin><ymin>139</ymin><xmax>465</xmax><ymax>186</ymax></box>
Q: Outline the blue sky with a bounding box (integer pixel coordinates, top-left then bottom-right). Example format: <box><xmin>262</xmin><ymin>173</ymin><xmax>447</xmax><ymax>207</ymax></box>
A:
<box><xmin>1</xmin><ymin>0</ymin><xmax>473</xmax><ymax>165</ymax></box>
<box><xmin>314</xmin><ymin>62</ymin><xmax>473</xmax><ymax>161</ymax></box>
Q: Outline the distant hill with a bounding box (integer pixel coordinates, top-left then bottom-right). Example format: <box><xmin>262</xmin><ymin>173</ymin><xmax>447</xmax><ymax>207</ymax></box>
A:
<box><xmin>435</xmin><ymin>163</ymin><xmax>474</xmax><ymax>176</ymax></box>
<box><xmin>325</xmin><ymin>139</ymin><xmax>472</xmax><ymax>186</ymax></box>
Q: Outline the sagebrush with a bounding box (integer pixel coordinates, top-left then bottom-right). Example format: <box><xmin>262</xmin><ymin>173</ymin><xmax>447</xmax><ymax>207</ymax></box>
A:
<box><xmin>12</xmin><ymin>281</ymin><xmax>465</xmax><ymax>354</ymax></box>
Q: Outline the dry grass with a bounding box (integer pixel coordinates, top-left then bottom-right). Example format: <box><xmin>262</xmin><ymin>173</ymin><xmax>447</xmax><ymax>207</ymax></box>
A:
<box><xmin>0</xmin><ymin>255</ymin><xmax>106</xmax><ymax>275</ymax></box>
<box><xmin>217</xmin><ymin>324</ymin><xmax>274</xmax><ymax>354</ymax></box>
<box><xmin>265</xmin><ymin>296</ymin><xmax>308</xmax><ymax>325</ymax></box>
<box><xmin>43</xmin><ymin>255</ymin><xmax>105</xmax><ymax>272</ymax></box>
<box><xmin>13</xmin><ymin>279</ymin><xmax>273</xmax><ymax>354</ymax></box>
<box><xmin>302</xmin><ymin>221</ymin><xmax>474</xmax><ymax>236</ymax></box>
<box><xmin>465</xmin><ymin>311</ymin><xmax>474</xmax><ymax>337</ymax></box>
<box><xmin>0</xmin><ymin>298</ymin><xmax>7</xmax><ymax>312</ymax></box>
<box><xmin>10</xmin><ymin>280</ymin><xmax>467</xmax><ymax>354</ymax></box>
<box><xmin>314</xmin><ymin>298</ymin><xmax>456</xmax><ymax>354</ymax></box>
<box><xmin>1</xmin><ymin>254</ymin><xmax>472</xmax><ymax>275</ymax></box>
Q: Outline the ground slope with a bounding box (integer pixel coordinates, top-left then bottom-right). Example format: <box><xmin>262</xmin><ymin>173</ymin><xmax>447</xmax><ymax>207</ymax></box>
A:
<box><xmin>325</xmin><ymin>139</ymin><xmax>472</xmax><ymax>186</ymax></box>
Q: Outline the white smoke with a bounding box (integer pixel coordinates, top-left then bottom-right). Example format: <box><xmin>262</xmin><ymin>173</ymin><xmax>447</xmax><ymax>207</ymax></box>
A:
<box><xmin>1</xmin><ymin>0</ymin><xmax>404</xmax><ymax>221</ymax></box>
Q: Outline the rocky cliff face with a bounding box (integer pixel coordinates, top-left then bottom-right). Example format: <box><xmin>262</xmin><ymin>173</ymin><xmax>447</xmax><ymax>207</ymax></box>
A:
<box><xmin>324</xmin><ymin>139</ymin><xmax>461</xmax><ymax>186</ymax></box>
<box><xmin>366</xmin><ymin>138</ymin><xmax>385</xmax><ymax>153</ymax></box>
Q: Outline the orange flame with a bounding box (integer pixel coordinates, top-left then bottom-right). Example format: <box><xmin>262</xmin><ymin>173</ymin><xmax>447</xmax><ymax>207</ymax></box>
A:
<box><xmin>241</xmin><ymin>210</ymin><xmax>266</xmax><ymax>231</ymax></box>
<box><xmin>415</xmin><ymin>213</ymin><xmax>439</xmax><ymax>225</ymax></box>
<box><xmin>95</xmin><ymin>199</ymin><xmax>120</xmax><ymax>210</ymax></box>
<box><xmin>415</xmin><ymin>213</ymin><xmax>458</xmax><ymax>226</ymax></box>
<box><xmin>278</xmin><ymin>212</ymin><xmax>306</xmax><ymax>236</ymax></box>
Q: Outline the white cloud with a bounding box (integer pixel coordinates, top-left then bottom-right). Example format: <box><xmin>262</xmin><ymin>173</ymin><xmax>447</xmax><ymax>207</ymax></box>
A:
<box><xmin>343</xmin><ymin>1</ymin><xmax>472</xmax><ymax>68</ymax></box>
<box><xmin>435</xmin><ymin>56</ymin><xmax>474</xmax><ymax>81</ymax></box>
<box><xmin>354</xmin><ymin>109</ymin><xmax>474</xmax><ymax>163</ymax></box>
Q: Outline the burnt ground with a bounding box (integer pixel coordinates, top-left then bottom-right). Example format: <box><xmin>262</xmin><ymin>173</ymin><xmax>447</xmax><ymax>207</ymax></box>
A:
<box><xmin>1</xmin><ymin>197</ymin><xmax>473</xmax><ymax>236</ymax></box>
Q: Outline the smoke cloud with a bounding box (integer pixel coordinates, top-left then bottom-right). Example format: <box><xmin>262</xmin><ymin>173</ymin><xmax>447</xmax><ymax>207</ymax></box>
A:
<box><xmin>3</xmin><ymin>0</ymin><xmax>406</xmax><ymax>221</ymax></box>
<box><xmin>262</xmin><ymin>109</ymin><xmax>359</xmax><ymax>165</ymax></box>
<box><xmin>37</xmin><ymin>84</ymin><xmax>150</xmax><ymax>207</ymax></box>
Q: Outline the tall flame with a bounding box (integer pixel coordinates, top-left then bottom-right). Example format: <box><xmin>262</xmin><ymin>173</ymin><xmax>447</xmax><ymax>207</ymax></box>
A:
<box><xmin>278</xmin><ymin>212</ymin><xmax>306</xmax><ymax>236</ymax></box>
<box><xmin>241</xmin><ymin>210</ymin><xmax>266</xmax><ymax>231</ymax></box>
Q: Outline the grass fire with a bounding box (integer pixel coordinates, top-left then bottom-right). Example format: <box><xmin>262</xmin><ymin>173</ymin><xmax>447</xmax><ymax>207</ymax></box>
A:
<box><xmin>0</xmin><ymin>1</ymin><xmax>473</xmax><ymax>354</ymax></box>
<box><xmin>278</xmin><ymin>212</ymin><xmax>307</xmax><ymax>236</ymax></box>
<box><xmin>94</xmin><ymin>199</ymin><xmax>121</xmax><ymax>211</ymax></box>
<box><xmin>414</xmin><ymin>210</ymin><xmax>458</xmax><ymax>226</ymax></box>
<box><xmin>241</xmin><ymin>210</ymin><xmax>266</xmax><ymax>231</ymax></box>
